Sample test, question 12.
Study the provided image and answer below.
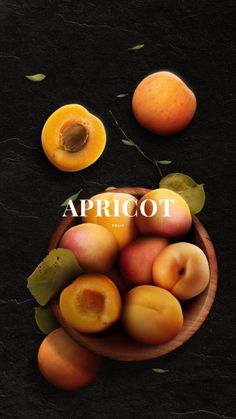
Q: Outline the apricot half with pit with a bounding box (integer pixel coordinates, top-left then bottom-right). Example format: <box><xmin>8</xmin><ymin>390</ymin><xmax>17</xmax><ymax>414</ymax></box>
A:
<box><xmin>41</xmin><ymin>104</ymin><xmax>106</xmax><ymax>171</ymax></box>
<box><xmin>59</xmin><ymin>274</ymin><xmax>122</xmax><ymax>333</ymax></box>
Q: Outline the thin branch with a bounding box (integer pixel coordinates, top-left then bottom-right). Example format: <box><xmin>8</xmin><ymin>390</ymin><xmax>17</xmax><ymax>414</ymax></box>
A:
<box><xmin>109</xmin><ymin>110</ymin><xmax>163</xmax><ymax>179</ymax></box>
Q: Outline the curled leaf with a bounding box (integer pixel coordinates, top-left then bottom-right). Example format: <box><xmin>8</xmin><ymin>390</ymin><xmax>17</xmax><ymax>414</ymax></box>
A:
<box><xmin>121</xmin><ymin>139</ymin><xmax>136</xmax><ymax>146</ymax></box>
<box><xmin>116</xmin><ymin>94</ymin><xmax>128</xmax><ymax>98</ymax></box>
<box><xmin>152</xmin><ymin>368</ymin><xmax>169</xmax><ymax>374</ymax></box>
<box><xmin>61</xmin><ymin>189</ymin><xmax>83</xmax><ymax>207</ymax></box>
<box><xmin>156</xmin><ymin>160</ymin><xmax>172</xmax><ymax>165</ymax></box>
<box><xmin>27</xmin><ymin>248</ymin><xmax>82</xmax><ymax>306</ymax></box>
<box><xmin>128</xmin><ymin>44</ymin><xmax>144</xmax><ymax>50</ymax></box>
<box><xmin>105</xmin><ymin>186</ymin><xmax>116</xmax><ymax>191</ymax></box>
<box><xmin>159</xmin><ymin>173</ymin><xmax>206</xmax><ymax>214</ymax></box>
<box><xmin>25</xmin><ymin>73</ymin><xmax>46</xmax><ymax>82</ymax></box>
<box><xmin>35</xmin><ymin>305</ymin><xmax>59</xmax><ymax>334</ymax></box>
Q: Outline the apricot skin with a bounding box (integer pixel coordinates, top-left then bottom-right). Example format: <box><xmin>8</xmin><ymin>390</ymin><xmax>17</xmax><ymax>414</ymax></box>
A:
<box><xmin>132</xmin><ymin>71</ymin><xmax>197</xmax><ymax>136</ymax></box>
<box><xmin>82</xmin><ymin>192</ymin><xmax>139</xmax><ymax>249</ymax></box>
<box><xmin>122</xmin><ymin>286</ymin><xmax>183</xmax><ymax>344</ymax></box>
<box><xmin>38</xmin><ymin>328</ymin><xmax>101</xmax><ymax>390</ymax></box>
<box><xmin>59</xmin><ymin>223</ymin><xmax>118</xmax><ymax>273</ymax></box>
<box><xmin>119</xmin><ymin>237</ymin><xmax>169</xmax><ymax>285</ymax></box>
<box><xmin>152</xmin><ymin>242</ymin><xmax>210</xmax><ymax>300</ymax></box>
<box><xmin>59</xmin><ymin>274</ymin><xmax>122</xmax><ymax>333</ymax></box>
<box><xmin>136</xmin><ymin>188</ymin><xmax>192</xmax><ymax>239</ymax></box>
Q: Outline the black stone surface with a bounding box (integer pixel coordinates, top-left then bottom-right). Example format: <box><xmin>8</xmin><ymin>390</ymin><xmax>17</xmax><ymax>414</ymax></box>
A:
<box><xmin>0</xmin><ymin>1</ymin><xmax>235</xmax><ymax>418</ymax></box>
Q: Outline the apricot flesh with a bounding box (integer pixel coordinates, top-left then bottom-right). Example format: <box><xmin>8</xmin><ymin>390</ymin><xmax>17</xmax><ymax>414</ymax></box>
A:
<box><xmin>82</xmin><ymin>192</ymin><xmax>139</xmax><ymax>249</ymax></box>
<box><xmin>41</xmin><ymin>104</ymin><xmax>106</xmax><ymax>172</ymax></box>
<box><xmin>59</xmin><ymin>274</ymin><xmax>122</xmax><ymax>333</ymax></box>
<box><xmin>122</xmin><ymin>285</ymin><xmax>183</xmax><ymax>344</ymax></box>
<box><xmin>38</xmin><ymin>328</ymin><xmax>101</xmax><ymax>390</ymax></box>
<box><xmin>119</xmin><ymin>236</ymin><xmax>169</xmax><ymax>285</ymax></box>
<box><xmin>136</xmin><ymin>188</ymin><xmax>192</xmax><ymax>239</ymax></box>
<box><xmin>59</xmin><ymin>223</ymin><xmax>118</xmax><ymax>273</ymax></box>
<box><xmin>152</xmin><ymin>242</ymin><xmax>210</xmax><ymax>300</ymax></box>
<box><xmin>132</xmin><ymin>71</ymin><xmax>197</xmax><ymax>136</ymax></box>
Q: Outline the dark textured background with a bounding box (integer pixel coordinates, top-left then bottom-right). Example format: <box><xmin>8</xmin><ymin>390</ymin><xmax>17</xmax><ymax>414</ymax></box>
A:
<box><xmin>0</xmin><ymin>1</ymin><xmax>235</xmax><ymax>418</ymax></box>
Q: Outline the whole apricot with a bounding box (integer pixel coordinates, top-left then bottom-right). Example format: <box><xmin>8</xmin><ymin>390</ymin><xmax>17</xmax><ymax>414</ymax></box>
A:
<box><xmin>136</xmin><ymin>188</ymin><xmax>192</xmax><ymax>239</ymax></box>
<box><xmin>152</xmin><ymin>242</ymin><xmax>210</xmax><ymax>300</ymax></box>
<box><xmin>59</xmin><ymin>223</ymin><xmax>118</xmax><ymax>273</ymax></box>
<box><xmin>59</xmin><ymin>274</ymin><xmax>122</xmax><ymax>333</ymax></box>
<box><xmin>38</xmin><ymin>328</ymin><xmax>101</xmax><ymax>390</ymax></box>
<box><xmin>119</xmin><ymin>236</ymin><xmax>169</xmax><ymax>285</ymax></box>
<box><xmin>41</xmin><ymin>104</ymin><xmax>106</xmax><ymax>172</ymax></box>
<box><xmin>82</xmin><ymin>192</ymin><xmax>139</xmax><ymax>249</ymax></box>
<box><xmin>132</xmin><ymin>71</ymin><xmax>197</xmax><ymax>135</ymax></box>
<box><xmin>122</xmin><ymin>285</ymin><xmax>183</xmax><ymax>344</ymax></box>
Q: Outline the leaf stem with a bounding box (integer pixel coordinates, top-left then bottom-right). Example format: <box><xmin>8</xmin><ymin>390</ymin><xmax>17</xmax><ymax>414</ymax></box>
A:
<box><xmin>109</xmin><ymin>110</ymin><xmax>163</xmax><ymax>179</ymax></box>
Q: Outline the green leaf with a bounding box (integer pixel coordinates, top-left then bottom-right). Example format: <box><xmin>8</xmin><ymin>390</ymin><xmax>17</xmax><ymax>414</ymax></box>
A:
<box><xmin>159</xmin><ymin>173</ymin><xmax>206</xmax><ymax>214</ymax></box>
<box><xmin>35</xmin><ymin>305</ymin><xmax>59</xmax><ymax>334</ymax></box>
<box><xmin>27</xmin><ymin>248</ymin><xmax>82</xmax><ymax>306</ymax></box>
<box><xmin>25</xmin><ymin>73</ymin><xmax>46</xmax><ymax>82</ymax></box>
<box><xmin>156</xmin><ymin>160</ymin><xmax>172</xmax><ymax>165</ymax></box>
<box><xmin>121</xmin><ymin>138</ymin><xmax>136</xmax><ymax>147</ymax></box>
<box><xmin>128</xmin><ymin>44</ymin><xmax>144</xmax><ymax>50</ymax></box>
<box><xmin>61</xmin><ymin>189</ymin><xmax>83</xmax><ymax>207</ymax></box>
<box><xmin>152</xmin><ymin>368</ymin><xmax>169</xmax><ymax>374</ymax></box>
<box><xmin>116</xmin><ymin>93</ymin><xmax>128</xmax><ymax>98</ymax></box>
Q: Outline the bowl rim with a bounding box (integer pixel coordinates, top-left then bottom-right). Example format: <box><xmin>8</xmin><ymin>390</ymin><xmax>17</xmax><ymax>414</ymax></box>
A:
<box><xmin>49</xmin><ymin>186</ymin><xmax>218</xmax><ymax>361</ymax></box>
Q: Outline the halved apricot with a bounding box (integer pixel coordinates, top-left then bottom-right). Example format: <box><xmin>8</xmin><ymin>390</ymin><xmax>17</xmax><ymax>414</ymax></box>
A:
<box><xmin>59</xmin><ymin>273</ymin><xmax>122</xmax><ymax>333</ymax></box>
<box><xmin>41</xmin><ymin>104</ymin><xmax>106</xmax><ymax>171</ymax></box>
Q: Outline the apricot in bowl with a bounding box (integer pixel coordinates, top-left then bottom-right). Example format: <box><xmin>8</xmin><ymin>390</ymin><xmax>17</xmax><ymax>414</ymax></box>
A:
<box><xmin>122</xmin><ymin>285</ymin><xmax>183</xmax><ymax>344</ymax></box>
<box><xmin>59</xmin><ymin>223</ymin><xmax>118</xmax><ymax>273</ymax></box>
<box><xmin>152</xmin><ymin>242</ymin><xmax>210</xmax><ymax>300</ymax></box>
<box><xmin>49</xmin><ymin>186</ymin><xmax>218</xmax><ymax>361</ymax></box>
<box><xmin>59</xmin><ymin>273</ymin><xmax>122</xmax><ymax>333</ymax></box>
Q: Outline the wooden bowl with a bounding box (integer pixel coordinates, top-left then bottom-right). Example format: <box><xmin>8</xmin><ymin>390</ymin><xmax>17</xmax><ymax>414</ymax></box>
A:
<box><xmin>49</xmin><ymin>187</ymin><xmax>218</xmax><ymax>361</ymax></box>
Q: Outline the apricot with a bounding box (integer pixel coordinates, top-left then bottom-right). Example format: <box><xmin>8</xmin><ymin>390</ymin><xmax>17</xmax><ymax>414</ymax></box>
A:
<box><xmin>136</xmin><ymin>188</ymin><xmax>192</xmax><ymax>239</ymax></box>
<box><xmin>38</xmin><ymin>328</ymin><xmax>101</xmax><ymax>390</ymax></box>
<box><xmin>152</xmin><ymin>242</ymin><xmax>210</xmax><ymax>300</ymax></box>
<box><xmin>59</xmin><ymin>223</ymin><xmax>118</xmax><ymax>273</ymax></box>
<box><xmin>41</xmin><ymin>104</ymin><xmax>106</xmax><ymax>171</ymax></box>
<box><xmin>59</xmin><ymin>273</ymin><xmax>122</xmax><ymax>333</ymax></box>
<box><xmin>119</xmin><ymin>237</ymin><xmax>169</xmax><ymax>285</ymax></box>
<box><xmin>132</xmin><ymin>71</ymin><xmax>197</xmax><ymax>136</ymax></box>
<box><xmin>122</xmin><ymin>286</ymin><xmax>183</xmax><ymax>344</ymax></box>
<box><xmin>82</xmin><ymin>192</ymin><xmax>139</xmax><ymax>249</ymax></box>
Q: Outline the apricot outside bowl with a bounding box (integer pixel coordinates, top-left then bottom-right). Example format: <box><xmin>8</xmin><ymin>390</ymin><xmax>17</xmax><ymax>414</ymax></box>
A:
<box><xmin>49</xmin><ymin>187</ymin><xmax>218</xmax><ymax>361</ymax></box>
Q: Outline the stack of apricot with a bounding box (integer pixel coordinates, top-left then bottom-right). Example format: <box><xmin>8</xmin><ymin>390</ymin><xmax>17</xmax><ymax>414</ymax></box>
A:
<box><xmin>58</xmin><ymin>188</ymin><xmax>210</xmax><ymax>346</ymax></box>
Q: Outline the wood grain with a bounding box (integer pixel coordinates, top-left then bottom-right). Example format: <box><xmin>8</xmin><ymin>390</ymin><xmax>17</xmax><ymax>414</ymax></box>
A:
<box><xmin>49</xmin><ymin>187</ymin><xmax>218</xmax><ymax>361</ymax></box>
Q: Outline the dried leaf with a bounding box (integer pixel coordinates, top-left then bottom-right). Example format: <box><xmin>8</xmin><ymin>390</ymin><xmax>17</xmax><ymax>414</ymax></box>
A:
<box><xmin>116</xmin><ymin>94</ymin><xmax>128</xmax><ymax>98</ymax></box>
<box><xmin>27</xmin><ymin>248</ymin><xmax>82</xmax><ymax>306</ymax></box>
<box><xmin>152</xmin><ymin>368</ymin><xmax>169</xmax><ymax>374</ymax></box>
<box><xmin>105</xmin><ymin>186</ymin><xmax>116</xmax><ymax>191</ymax></box>
<box><xmin>121</xmin><ymin>139</ymin><xmax>136</xmax><ymax>146</ymax></box>
<box><xmin>159</xmin><ymin>173</ymin><xmax>206</xmax><ymax>214</ymax></box>
<box><xmin>35</xmin><ymin>305</ymin><xmax>59</xmax><ymax>334</ymax></box>
<box><xmin>128</xmin><ymin>44</ymin><xmax>144</xmax><ymax>50</ymax></box>
<box><xmin>25</xmin><ymin>73</ymin><xmax>46</xmax><ymax>82</ymax></box>
<box><xmin>156</xmin><ymin>160</ymin><xmax>172</xmax><ymax>165</ymax></box>
<box><xmin>61</xmin><ymin>189</ymin><xmax>83</xmax><ymax>207</ymax></box>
